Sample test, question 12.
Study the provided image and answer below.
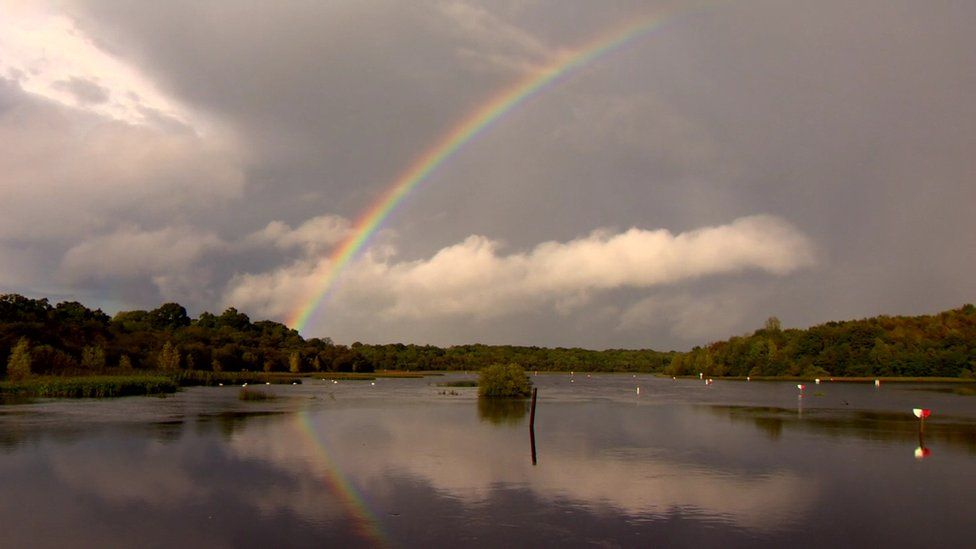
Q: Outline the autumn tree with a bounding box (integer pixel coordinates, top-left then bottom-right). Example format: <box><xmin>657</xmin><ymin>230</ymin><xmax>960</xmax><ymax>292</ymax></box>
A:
<box><xmin>157</xmin><ymin>341</ymin><xmax>180</xmax><ymax>371</ymax></box>
<box><xmin>6</xmin><ymin>337</ymin><xmax>32</xmax><ymax>381</ymax></box>
<box><xmin>81</xmin><ymin>345</ymin><xmax>106</xmax><ymax>372</ymax></box>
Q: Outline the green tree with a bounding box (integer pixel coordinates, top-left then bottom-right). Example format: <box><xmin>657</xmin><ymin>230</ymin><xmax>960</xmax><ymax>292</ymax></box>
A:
<box><xmin>119</xmin><ymin>354</ymin><xmax>133</xmax><ymax>371</ymax></box>
<box><xmin>289</xmin><ymin>351</ymin><xmax>301</xmax><ymax>373</ymax></box>
<box><xmin>6</xmin><ymin>337</ymin><xmax>32</xmax><ymax>381</ymax></box>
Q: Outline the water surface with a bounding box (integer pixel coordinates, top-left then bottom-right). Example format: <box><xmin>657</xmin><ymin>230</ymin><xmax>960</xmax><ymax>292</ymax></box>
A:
<box><xmin>1</xmin><ymin>375</ymin><xmax>973</xmax><ymax>548</ymax></box>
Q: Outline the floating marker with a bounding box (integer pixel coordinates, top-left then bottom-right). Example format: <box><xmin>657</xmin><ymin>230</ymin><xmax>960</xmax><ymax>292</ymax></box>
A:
<box><xmin>699</xmin><ymin>372</ymin><xmax>703</xmax><ymax>379</ymax></box>
<box><xmin>914</xmin><ymin>446</ymin><xmax>931</xmax><ymax>459</ymax></box>
<box><xmin>747</xmin><ymin>376</ymin><xmax>751</xmax><ymax>381</ymax></box>
<box><xmin>875</xmin><ymin>379</ymin><xmax>881</xmax><ymax>387</ymax></box>
<box><xmin>265</xmin><ymin>382</ymin><xmax>270</xmax><ymax>385</ymax></box>
<box><xmin>913</xmin><ymin>408</ymin><xmax>931</xmax><ymax>419</ymax></box>
<box><xmin>218</xmin><ymin>383</ymin><xmax>223</xmax><ymax>387</ymax></box>
<box><xmin>797</xmin><ymin>384</ymin><xmax>805</xmax><ymax>392</ymax></box>
<box><xmin>636</xmin><ymin>387</ymin><xmax>640</xmax><ymax>395</ymax></box>
<box><xmin>815</xmin><ymin>378</ymin><xmax>821</xmax><ymax>384</ymax></box>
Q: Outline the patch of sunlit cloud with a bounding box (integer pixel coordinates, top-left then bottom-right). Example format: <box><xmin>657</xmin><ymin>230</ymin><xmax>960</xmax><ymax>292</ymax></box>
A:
<box><xmin>0</xmin><ymin>1</ymin><xmax>198</xmax><ymax>132</ymax></box>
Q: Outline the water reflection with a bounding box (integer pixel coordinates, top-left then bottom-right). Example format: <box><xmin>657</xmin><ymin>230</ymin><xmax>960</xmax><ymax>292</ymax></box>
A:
<box><xmin>0</xmin><ymin>378</ymin><xmax>974</xmax><ymax>547</ymax></box>
<box><xmin>708</xmin><ymin>405</ymin><xmax>976</xmax><ymax>453</ymax></box>
<box><xmin>476</xmin><ymin>398</ymin><xmax>528</xmax><ymax>425</ymax></box>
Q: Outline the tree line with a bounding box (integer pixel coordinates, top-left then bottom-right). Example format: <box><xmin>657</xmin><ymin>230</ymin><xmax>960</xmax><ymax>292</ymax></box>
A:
<box><xmin>3</xmin><ymin>293</ymin><xmax>973</xmax><ymax>379</ymax></box>
<box><xmin>667</xmin><ymin>305</ymin><xmax>976</xmax><ymax>378</ymax></box>
<box><xmin>0</xmin><ymin>294</ymin><xmax>670</xmax><ymax>377</ymax></box>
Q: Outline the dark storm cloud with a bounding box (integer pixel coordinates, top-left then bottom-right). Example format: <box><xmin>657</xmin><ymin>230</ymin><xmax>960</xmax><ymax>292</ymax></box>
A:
<box><xmin>2</xmin><ymin>0</ymin><xmax>973</xmax><ymax>348</ymax></box>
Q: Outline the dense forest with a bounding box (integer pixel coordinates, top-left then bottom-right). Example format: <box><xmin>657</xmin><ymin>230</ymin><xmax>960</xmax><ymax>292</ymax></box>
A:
<box><xmin>669</xmin><ymin>305</ymin><xmax>976</xmax><ymax>379</ymax></box>
<box><xmin>2</xmin><ymin>293</ymin><xmax>974</xmax><ymax>379</ymax></box>
<box><xmin>0</xmin><ymin>294</ymin><xmax>669</xmax><ymax>377</ymax></box>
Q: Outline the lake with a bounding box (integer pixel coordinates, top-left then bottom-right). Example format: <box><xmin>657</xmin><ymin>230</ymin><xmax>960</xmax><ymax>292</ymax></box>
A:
<box><xmin>1</xmin><ymin>374</ymin><xmax>973</xmax><ymax>548</ymax></box>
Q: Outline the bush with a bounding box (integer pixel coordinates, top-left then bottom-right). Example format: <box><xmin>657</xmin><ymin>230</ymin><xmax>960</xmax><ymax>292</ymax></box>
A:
<box><xmin>478</xmin><ymin>363</ymin><xmax>532</xmax><ymax>398</ymax></box>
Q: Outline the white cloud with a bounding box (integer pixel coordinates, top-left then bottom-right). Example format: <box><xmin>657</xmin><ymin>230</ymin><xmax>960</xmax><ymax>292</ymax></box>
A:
<box><xmin>246</xmin><ymin>215</ymin><xmax>352</xmax><ymax>255</ymax></box>
<box><xmin>225</xmin><ymin>214</ymin><xmax>816</xmax><ymax>326</ymax></box>
<box><xmin>0</xmin><ymin>1</ymin><xmax>198</xmax><ymax>130</ymax></box>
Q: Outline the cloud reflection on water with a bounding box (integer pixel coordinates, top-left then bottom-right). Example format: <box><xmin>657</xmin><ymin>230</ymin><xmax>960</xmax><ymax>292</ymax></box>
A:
<box><xmin>226</xmin><ymin>402</ymin><xmax>818</xmax><ymax>532</ymax></box>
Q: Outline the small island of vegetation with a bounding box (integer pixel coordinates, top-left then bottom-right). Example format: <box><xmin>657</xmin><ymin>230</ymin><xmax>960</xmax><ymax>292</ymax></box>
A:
<box><xmin>478</xmin><ymin>363</ymin><xmax>533</xmax><ymax>398</ymax></box>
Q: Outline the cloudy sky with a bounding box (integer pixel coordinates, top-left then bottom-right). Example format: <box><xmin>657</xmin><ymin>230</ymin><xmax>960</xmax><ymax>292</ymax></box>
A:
<box><xmin>1</xmin><ymin>0</ymin><xmax>973</xmax><ymax>350</ymax></box>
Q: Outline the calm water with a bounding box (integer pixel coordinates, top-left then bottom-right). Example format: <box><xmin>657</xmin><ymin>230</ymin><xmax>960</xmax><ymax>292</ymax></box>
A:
<box><xmin>1</xmin><ymin>374</ymin><xmax>974</xmax><ymax>548</ymax></box>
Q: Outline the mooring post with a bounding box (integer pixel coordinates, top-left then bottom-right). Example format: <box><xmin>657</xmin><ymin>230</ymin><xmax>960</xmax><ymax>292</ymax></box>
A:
<box><xmin>529</xmin><ymin>387</ymin><xmax>538</xmax><ymax>465</ymax></box>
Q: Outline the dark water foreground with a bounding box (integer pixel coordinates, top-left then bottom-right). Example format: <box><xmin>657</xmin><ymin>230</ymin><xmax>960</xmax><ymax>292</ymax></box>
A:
<box><xmin>0</xmin><ymin>375</ymin><xmax>973</xmax><ymax>548</ymax></box>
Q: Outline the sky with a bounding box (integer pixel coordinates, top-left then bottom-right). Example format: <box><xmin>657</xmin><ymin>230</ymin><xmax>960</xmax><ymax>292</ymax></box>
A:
<box><xmin>1</xmin><ymin>0</ymin><xmax>973</xmax><ymax>350</ymax></box>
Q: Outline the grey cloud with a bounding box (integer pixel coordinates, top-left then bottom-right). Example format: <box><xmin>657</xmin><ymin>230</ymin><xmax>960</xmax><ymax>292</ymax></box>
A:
<box><xmin>51</xmin><ymin>76</ymin><xmax>109</xmax><ymax>104</ymax></box>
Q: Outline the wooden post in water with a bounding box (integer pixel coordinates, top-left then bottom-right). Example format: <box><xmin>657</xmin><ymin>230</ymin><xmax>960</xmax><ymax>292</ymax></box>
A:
<box><xmin>529</xmin><ymin>387</ymin><xmax>538</xmax><ymax>465</ymax></box>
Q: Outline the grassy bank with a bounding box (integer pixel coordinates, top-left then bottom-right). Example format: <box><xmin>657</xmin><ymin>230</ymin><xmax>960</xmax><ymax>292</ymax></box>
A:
<box><xmin>0</xmin><ymin>375</ymin><xmax>178</xmax><ymax>398</ymax></box>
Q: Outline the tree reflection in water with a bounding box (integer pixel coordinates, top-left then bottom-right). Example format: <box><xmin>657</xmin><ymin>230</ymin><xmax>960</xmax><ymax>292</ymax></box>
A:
<box><xmin>477</xmin><ymin>398</ymin><xmax>529</xmax><ymax>425</ymax></box>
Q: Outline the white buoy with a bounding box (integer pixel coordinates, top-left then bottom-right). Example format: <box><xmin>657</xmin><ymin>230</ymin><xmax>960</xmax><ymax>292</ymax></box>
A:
<box><xmin>747</xmin><ymin>376</ymin><xmax>750</xmax><ymax>381</ymax></box>
<box><xmin>815</xmin><ymin>378</ymin><xmax>821</xmax><ymax>384</ymax></box>
<box><xmin>242</xmin><ymin>383</ymin><xmax>248</xmax><ymax>387</ymax></box>
<box><xmin>218</xmin><ymin>383</ymin><xmax>223</xmax><ymax>387</ymax></box>
<box><xmin>265</xmin><ymin>382</ymin><xmax>270</xmax><ymax>385</ymax></box>
<box><xmin>699</xmin><ymin>372</ymin><xmax>703</xmax><ymax>379</ymax></box>
<box><xmin>636</xmin><ymin>387</ymin><xmax>640</xmax><ymax>395</ymax></box>
<box><xmin>875</xmin><ymin>379</ymin><xmax>881</xmax><ymax>387</ymax></box>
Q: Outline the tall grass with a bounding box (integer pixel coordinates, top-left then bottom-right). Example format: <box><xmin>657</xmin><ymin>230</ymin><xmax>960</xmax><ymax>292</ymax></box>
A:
<box><xmin>0</xmin><ymin>375</ymin><xmax>177</xmax><ymax>398</ymax></box>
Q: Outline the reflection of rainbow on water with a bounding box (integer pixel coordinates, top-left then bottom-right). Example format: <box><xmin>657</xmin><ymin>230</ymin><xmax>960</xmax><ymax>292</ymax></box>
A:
<box><xmin>295</xmin><ymin>410</ymin><xmax>390</xmax><ymax>547</ymax></box>
<box><xmin>287</xmin><ymin>1</ymin><xmax>723</xmax><ymax>333</ymax></box>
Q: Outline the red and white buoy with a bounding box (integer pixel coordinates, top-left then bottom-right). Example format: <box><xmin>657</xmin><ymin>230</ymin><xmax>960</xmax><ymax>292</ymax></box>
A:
<box><xmin>913</xmin><ymin>408</ymin><xmax>932</xmax><ymax>435</ymax></box>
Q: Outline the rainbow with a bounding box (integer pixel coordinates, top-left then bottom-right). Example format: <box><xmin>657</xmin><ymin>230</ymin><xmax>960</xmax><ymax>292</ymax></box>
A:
<box><xmin>288</xmin><ymin>4</ymin><xmax>717</xmax><ymax>332</ymax></box>
<box><xmin>295</xmin><ymin>410</ymin><xmax>390</xmax><ymax>546</ymax></box>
